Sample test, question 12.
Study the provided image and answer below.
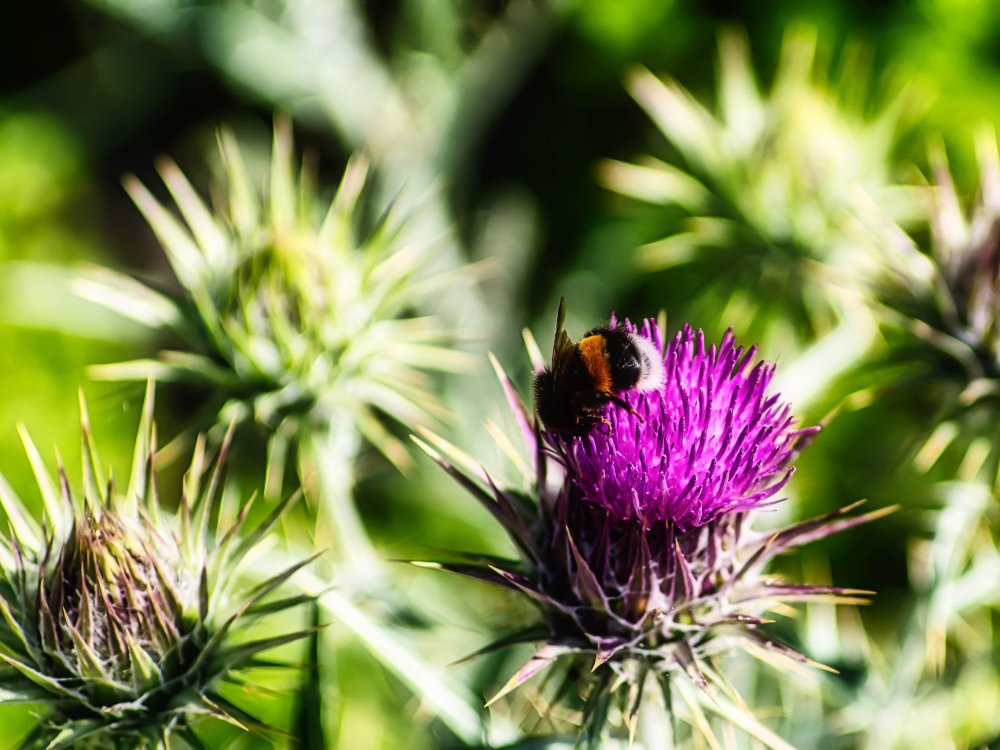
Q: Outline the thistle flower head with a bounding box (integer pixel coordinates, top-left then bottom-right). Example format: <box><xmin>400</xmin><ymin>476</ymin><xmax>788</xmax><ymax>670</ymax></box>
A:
<box><xmin>558</xmin><ymin>318</ymin><xmax>803</xmax><ymax>530</ymax></box>
<box><xmin>0</xmin><ymin>387</ymin><xmax>314</xmax><ymax>749</ymax></box>
<box><xmin>417</xmin><ymin>309</ymin><xmax>888</xmax><ymax>745</ymax></box>
<box><xmin>77</xmin><ymin>120</ymin><xmax>474</xmax><ymax>482</ymax></box>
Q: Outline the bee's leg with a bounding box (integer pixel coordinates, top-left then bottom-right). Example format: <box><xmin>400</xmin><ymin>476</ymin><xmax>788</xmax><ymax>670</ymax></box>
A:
<box><xmin>608</xmin><ymin>393</ymin><xmax>643</xmax><ymax>421</ymax></box>
<box><xmin>597</xmin><ymin>417</ymin><xmax>612</xmax><ymax>436</ymax></box>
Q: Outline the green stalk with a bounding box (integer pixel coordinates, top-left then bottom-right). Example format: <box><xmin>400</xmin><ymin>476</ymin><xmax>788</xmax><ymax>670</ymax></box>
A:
<box><xmin>276</xmin><ymin>561</ymin><xmax>497</xmax><ymax>745</ymax></box>
<box><xmin>863</xmin><ymin>481</ymin><xmax>991</xmax><ymax>749</ymax></box>
<box><xmin>303</xmin><ymin>421</ymin><xmax>381</xmax><ymax>588</ymax></box>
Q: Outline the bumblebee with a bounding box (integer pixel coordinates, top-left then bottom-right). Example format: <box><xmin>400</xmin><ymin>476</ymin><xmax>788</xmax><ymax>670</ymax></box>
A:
<box><xmin>533</xmin><ymin>298</ymin><xmax>666</xmax><ymax>436</ymax></box>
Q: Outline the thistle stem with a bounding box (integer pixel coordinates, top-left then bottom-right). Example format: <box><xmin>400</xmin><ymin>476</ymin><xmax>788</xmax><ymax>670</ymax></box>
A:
<box><xmin>637</xmin><ymin>695</ymin><xmax>675</xmax><ymax>750</ymax></box>
<box><xmin>862</xmin><ymin>481</ymin><xmax>991</xmax><ymax>750</ymax></box>
<box><xmin>303</xmin><ymin>421</ymin><xmax>382</xmax><ymax>589</ymax></box>
<box><xmin>277</xmin><ymin>562</ymin><xmax>496</xmax><ymax>745</ymax></box>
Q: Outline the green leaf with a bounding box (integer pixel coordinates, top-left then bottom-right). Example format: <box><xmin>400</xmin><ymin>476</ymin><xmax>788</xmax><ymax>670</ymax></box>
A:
<box><xmin>408</xmin><ymin>560</ymin><xmax>524</xmax><ymax>591</ymax></box>
<box><xmin>77</xmin><ymin>390</ymin><xmax>106</xmax><ymax>508</ymax></box>
<box><xmin>156</xmin><ymin>351</ymin><xmax>245</xmax><ymax>389</ymax></box>
<box><xmin>86</xmin><ymin>359</ymin><xmax>188</xmax><ymax>383</ymax></box>
<box><xmin>45</xmin><ymin>720</ymin><xmax>127</xmax><ymax>750</ymax></box>
<box><xmin>202</xmin><ymin>689</ymin><xmax>292</xmax><ymax>739</ymax></box>
<box><xmin>212</xmin><ymin>626</ymin><xmax>319</xmax><ymax>675</ymax></box>
<box><xmin>354</xmin><ymin>409</ymin><xmax>413</xmax><ymax>475</ymax></box>
<box><xmin>450</xmin><ymin>624</ymin><xmax>551</xmax><ymax>665</ymax></box>
<box><xmin>487</xmin><ymin>352</ymin><xmax>535</xmax><ymax>453</ymax></box>
<box><xmin>123</xmin><ymin>174</ymin><xmax>208</xmax><ymax>294</ymax></box>
<box><xmin>292</xmin><ymin>604</ymin><xmax>325</xmax><ymax>750</ymax></box>
<box><xmin>72</xmin><ymin>265</ymin><xmax>184</xmax><ymax>332</ymax></box>
<box><xmin>674</xmin><ymin>640</ymin><xmax>714</xmax><ymax>704</ymax></box>
<box><xmin>124</xmin><ymin>380</ymin><xmax>156</xmax><ymax>518</ymax></box>
<box><xmin>270</xmin><ymin>118</ymin><xmax>296</xmax><ymax>233</ymax></box>
<box><xmin>217</xmin><ymin>127</ymin><xmax>260</xmax><ymax>236</ymax></box>
<box><xmin>600</xmin><ymin>157</ymin><xmax>711</xmax><ymax>212</ymax></box>
<box><xmin>579</xmin><ymin>667</ymin><xmax>614</xmax><ymax>750</ymax></box>
<box><xmin>244</xmin><ymin>592</ymin><xmax>317</xmax><ymax>619</ymax></box>
<box><xmin>626</xmin><ymin>67</ymin><xmax>721</xmax><ymax>176</ymax></box>
<box><xmin>227</xmin><ymin>488</ymin><xmax>303</xmax><ymax>571</ymax></box>
<box><xmin>17</xmin><ymin>425</ymin><xmax>67</xmax><ymax>540</ymax></box>
<box><xmin>175</xmin><ymin>724</ymin><xmax>209</xmax><ymax>750</ymax></box>
<box><xmin>195</xmin><ymin>553</ymin><xmax>320</xmax><ymax>673</ymax></box>
<box><xmin>0</xmin><ymin>595</ymin><xmax>39</xmax><ymax>663</ymax></box>
<box><xmin>685</xmin><ymin>678</ymin><xmax>798</xmax><ymax>750</ymax></box>
<box><xmin>322</xmin><ymin>156</ymin><xmax>368</xmax><ymax>242</ymax></box>
<box><xmin>0</xmin><ymin>472</ymin><xmax>41</xmax><ymax>551</ymax></box>
<box><xmin>65</xmin><ymin>622</ymin><xmax>113</xmax><ymax>682</ymax></box>
<box><xmin>0</xmin><ymin>652</ymin><xmax>93</xmax><ymax>706</ymax></box>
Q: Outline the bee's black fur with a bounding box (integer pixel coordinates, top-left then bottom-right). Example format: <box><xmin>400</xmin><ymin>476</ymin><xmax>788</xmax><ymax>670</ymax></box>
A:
<box><xmin>534</xmin><ymin>363</ymin><xmax>609</xmax><ymax>436</ymax></box>
<box><xmin>534</xmin><ymin>326</ymin><xmax>653</xmax><ymax>436</ymax></box>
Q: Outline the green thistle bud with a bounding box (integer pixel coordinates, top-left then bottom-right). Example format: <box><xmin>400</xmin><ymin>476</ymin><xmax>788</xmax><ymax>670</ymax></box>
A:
<box><xmin>855</xmin><ymin>133</ymin><xmax>1000</xmax><ymax>750</ymax></box>
<box><xmin>75</xmin><ymin>118</ymin><xmax>480</xmax><ymax>576</ymax></box>
<box><xmin>0</xmin><ymin>386</ymin><xmax>315</xmax><ymax>749</ymax></box>
<box><xmin>861</xmin><ymin>131</ymin><xmax>1000</xmax><ymax>477</ymax></box>
<box><xmin>601</xmin><ymin>26</ymin><xmax>921</xmax><ymax>337</ymax></box>
<box><xmin>76</xmin><ymin>118</ymin><xmax>474</xmax><ymax>491</ymax></box>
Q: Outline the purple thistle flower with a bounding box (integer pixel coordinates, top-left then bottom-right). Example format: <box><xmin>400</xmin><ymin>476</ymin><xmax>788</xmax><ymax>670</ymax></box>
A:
<box><xmin>414</xmin><ymin>303</ymin><xmax>892</xmax><ymax>746</ymax></box>
<box><xmin>557</xmin><ymin>319</ymin><xmax>814</xmax><ymax>530</ymax></box>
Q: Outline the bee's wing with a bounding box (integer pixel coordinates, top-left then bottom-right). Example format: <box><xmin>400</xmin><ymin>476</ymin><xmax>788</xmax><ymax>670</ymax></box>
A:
<box><xmin>551</xmin><ymin>296</ymin><xmax>575</xmax><ymax>375</ymax></box>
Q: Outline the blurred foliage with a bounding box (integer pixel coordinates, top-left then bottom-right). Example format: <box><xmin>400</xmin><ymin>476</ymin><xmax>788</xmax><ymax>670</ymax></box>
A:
<box><xmin>0</xmin><ymin>111</ymin><xmax>137</xmax><ymax>512</ymax></box>
<box><xmin>3</xmin><ymin>0</ymin><xmax>1000</xmax><ymax>748</ymax></box>
<box><xmin>602</xmin><ymin>25</ymin><xmax>923</xmax><ymax>357</ymax></box>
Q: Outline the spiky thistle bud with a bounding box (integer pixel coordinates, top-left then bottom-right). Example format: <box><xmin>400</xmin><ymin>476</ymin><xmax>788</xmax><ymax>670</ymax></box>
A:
<box><xmin>75</xmin><ymin>118</ymin><xmax>474</xmax><ymax>492</ymax></box>
<box><xmin>0</xmin><ymin>386</ymin><xmax>316</xmax><ymax>749</ymax></box>
<box><xmin>601</xmin><ymin>26</ymin><xmax>920</xmax><ymax>337</ymax></box>
<box><xmin>852</xmin><ymin>133</ymin><xmax>1000</xmax><ymax>750</ymax></box>
<box><xmin>860</xmin><ymin>131</ymin><xmax>1000</xmax><ymax>477</ymax></box>
<box><xmin>415</xmin><ymin>310</ymin><xmax>890</xmax><ymax>746</ymax></box>
<box><xmin>74</xmin><ymin>119</ymin><xmax>479</xmax><ymax>575</ymax></box>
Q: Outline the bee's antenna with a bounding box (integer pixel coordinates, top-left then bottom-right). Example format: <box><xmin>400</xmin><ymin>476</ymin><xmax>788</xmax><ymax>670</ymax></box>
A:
<box><xmin>608</xmin><ymin>393</ymin><xmax>644</xmax><ymax>421</ymax></box>
<box><xmin>554</xmin><ymin>297</ymin><xmax>567</xmax><ymax>347</ymax></box>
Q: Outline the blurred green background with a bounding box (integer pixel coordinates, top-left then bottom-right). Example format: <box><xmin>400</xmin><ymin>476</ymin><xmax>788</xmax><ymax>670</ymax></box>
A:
<box><xmin>3</xmin><ymin>0</ymin><xmax>1000</xmax><ymax>748</ymax></box>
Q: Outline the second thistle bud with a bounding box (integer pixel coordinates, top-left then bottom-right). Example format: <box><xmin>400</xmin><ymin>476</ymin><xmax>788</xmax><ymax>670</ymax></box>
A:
<box><xmin>0</xmin><ymin>387</ymin><xmax>316</xmax><ymax>749</ymax></box>
<box><xmin>41</xmin><ymin>506</ymin><xmax>194</xmax><ymax>705</ymax></box>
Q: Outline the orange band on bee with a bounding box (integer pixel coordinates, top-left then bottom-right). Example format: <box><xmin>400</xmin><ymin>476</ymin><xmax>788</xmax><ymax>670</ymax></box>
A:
<box><xmin>579</xmin><ymin>335</ymin><xmax>612</xmax><ymax>393</ymax></box>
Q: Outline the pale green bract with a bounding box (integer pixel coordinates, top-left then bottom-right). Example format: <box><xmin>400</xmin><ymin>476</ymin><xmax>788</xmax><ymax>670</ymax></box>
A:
<box><xmin>0</xmin><ymin>385</ymin><xmax>315</xmax><ymax>749</ymax></box>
